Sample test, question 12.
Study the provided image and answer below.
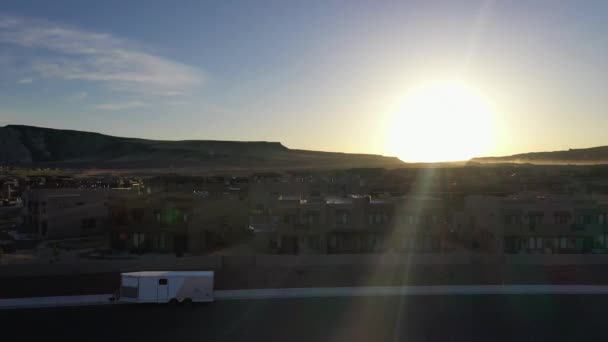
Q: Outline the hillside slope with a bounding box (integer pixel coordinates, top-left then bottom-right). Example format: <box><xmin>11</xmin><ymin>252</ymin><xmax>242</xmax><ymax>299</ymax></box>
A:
<box><xmin>0</xmin><ymin>125</ymin><xmax>402</xmax><ymax>169</ymax></box>
<box><xmin>472</xmin><ymin>146</ymin><xmax>608</xmax><ymax>165</ymax></box>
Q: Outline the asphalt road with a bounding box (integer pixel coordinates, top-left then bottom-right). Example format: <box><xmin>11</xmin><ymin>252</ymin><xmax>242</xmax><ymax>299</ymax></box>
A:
<box><xmin>3</xmin><ymin>263</ymin><xmax>607</xmax><ymax>298</ymax></box>
<box><xmin>4</xmin><ymin>295</ymin><xmax>608</xmax><ymax>341</ymax></box>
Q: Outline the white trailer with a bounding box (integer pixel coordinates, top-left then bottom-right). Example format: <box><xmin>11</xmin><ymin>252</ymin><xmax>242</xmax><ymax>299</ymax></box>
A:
<box><xmin>119</xmin><ymin>271</ymin><xmax>214</xmax><ymax>304</ymax></box>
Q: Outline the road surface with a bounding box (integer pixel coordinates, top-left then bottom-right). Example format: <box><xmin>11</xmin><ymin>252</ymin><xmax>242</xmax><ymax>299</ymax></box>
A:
<box><xmin>3</xmin><ymin>295</ymin><xmax>608</xmax><ymax>341</ymax></box>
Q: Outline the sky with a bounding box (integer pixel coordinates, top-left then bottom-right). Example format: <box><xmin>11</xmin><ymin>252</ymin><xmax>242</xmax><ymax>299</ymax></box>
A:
<box><xmin>1</xmin><ymin>0</ymin><xmax>608</xmax><ymax>162</ymax></box>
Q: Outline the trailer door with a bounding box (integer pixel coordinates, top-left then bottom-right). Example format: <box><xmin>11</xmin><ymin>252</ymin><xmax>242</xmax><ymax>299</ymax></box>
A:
<box><xmin>157</xmin><ymin>278</ymin><xmax>169</xmax><ymax>303</ymax></box>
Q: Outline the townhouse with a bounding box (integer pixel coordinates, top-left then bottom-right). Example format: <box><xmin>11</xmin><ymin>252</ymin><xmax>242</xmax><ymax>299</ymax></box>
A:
<box><xmin>457</xmin><ymin>193</ymin><xmax>608</xmax><ymax>254</ymax></box>
<box><xmin>21</xmin><ymin>188</ymin><xmax>135</xmax><ymax>239</ymax></box>
<box><xmin>253</xmin><ymin>194</ymin><xmax>449</xmax><ymax>254</ymax></box>
<box><xmin>108</xmin><ymin>192</ymin><xmax>248</xmax><ymax>254</ymax></box>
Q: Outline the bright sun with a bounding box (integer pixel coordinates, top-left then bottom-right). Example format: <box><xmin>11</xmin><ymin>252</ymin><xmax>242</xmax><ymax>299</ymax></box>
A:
<box><xmin>385</xmin><ymin>81</ymin><xmax>496</xmax><ymax>162</ymax></box>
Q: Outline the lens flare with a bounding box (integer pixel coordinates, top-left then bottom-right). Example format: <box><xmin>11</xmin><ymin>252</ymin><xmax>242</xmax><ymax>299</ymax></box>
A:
<box><xmin>386</xmin><ymin>81</ymin><xmax>496</xmax><ymax>162</ymax></box>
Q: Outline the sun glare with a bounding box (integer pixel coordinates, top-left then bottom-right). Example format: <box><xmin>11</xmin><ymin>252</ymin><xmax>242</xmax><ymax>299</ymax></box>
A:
<box><xmin>385</xmin><ymin>81</ymin><xmax>496</xmax><ymax>162</ymax></box>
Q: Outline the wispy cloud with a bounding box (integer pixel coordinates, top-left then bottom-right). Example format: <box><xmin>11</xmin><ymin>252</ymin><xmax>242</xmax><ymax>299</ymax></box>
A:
<box><xmin>94</xmin><ymin>101</ymin><xmax>147</xmax><ymax>111</ymax></box>
<box><xmin>0</xmin><ymin>15</ymin><xmax>203</xmax><ymax>96</ymax></box>
<box><xmin>68</xmin><ymin>91</ymin><xmax>88</xmax><ymax>101</ymax></box>
<box><xmin>16</xmin><ymin>77</ymin><xmax>32</xmax><ymax>84</ymax></box>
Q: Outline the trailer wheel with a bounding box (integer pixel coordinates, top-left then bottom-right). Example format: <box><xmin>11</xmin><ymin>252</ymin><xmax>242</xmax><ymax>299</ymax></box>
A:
<box><xmin>168</xmin><ymin>298</ymin><xmax>179</xmax><ymax>306</ymax></box>
<box><xmin>182</xmin><ymin>298</ymin><xmax>193</xmax><ymax>306</ymax></box>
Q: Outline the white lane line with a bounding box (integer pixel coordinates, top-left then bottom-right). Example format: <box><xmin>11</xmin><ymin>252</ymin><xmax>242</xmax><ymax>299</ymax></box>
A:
<box><xmin>214</xmin><ymin>285</ymin><xmax>608</xmax><ymax>300</ymax></box>
<box><xmin>4</xmin><ymin>285</ymin><xmax>608</xmax><ymax>309</ymax></box>
<box><xmin>0</xmin><ymin>294</ymin><xmax>115</xmax><ymax>310</ymax></box>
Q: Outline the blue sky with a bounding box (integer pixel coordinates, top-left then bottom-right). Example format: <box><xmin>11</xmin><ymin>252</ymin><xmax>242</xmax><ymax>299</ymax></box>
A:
<box><xmin>2</xmin><ymin>1</ymin><xmax>608</xmax><ymax>160</ymax></box>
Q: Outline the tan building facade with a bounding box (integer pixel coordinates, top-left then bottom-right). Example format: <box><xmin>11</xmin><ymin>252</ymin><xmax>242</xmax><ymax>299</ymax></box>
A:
<box><xmin>456</xmin><ymin>193</ymin><xmax>608</xmax><ymax>254</ymax></box>
<box><xmin>252</xmin><ymin>194</ymin><xmax>449</xmax><ymax>254</ymax></box>
<box><xmin>108</xmin><ymin>192</ymin><xmax>248</xmax><ymax>254</ymax></box>
<box><xmin>21</xmin><ymin>188</ymin><xmax>135</xmax><ymax>239</ymax></box>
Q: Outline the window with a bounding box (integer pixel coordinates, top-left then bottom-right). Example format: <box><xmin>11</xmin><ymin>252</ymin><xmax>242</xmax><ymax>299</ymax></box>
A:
<box><xmin>554</xmin><ymin>213</ymin><xmax>569</xmax><ymax>224</ymax></box>
<box><xmin>154</xmin><ymin>235</ymin><xmax>169</xmax><ymax>250</ymax></box>
<box><xmin>284</xmin><ymin>214</ymin><xmax>298</xmax><ymax>225</ymax></box>
<box><xmin>368</xmin><ymin>212</ymin><xmax>387</xmax><ymax>225</ymax></box>
<box><xmin>41</xmin><ymin>221</ymin><xmax>48</xmax><ymax>236</ymax></box>
<box><xmin>528</xmin><ymin>237</ymin><xmax>535</xmax><ymax>249</ymax></box>
<box><xmin>131</xmin><ymin>208</ymin><xmax>144</xmax><ymax>223</ymax></box>
<box><xmin>424</xmin><ymin>236</ymin><xmax>432</xmax><ymax>251</ymax></box>
<box><xmin>528</xmin><ymin>214</ymin><xmax>543</xmax><ymax>224</ymax></box>
<box><xmin>81</xmin><ymin>218</ymin><xmax>97</xmax><ymax>229</ymax></box>
<box><xmin>578</xmin><ymin>215</ymin><xmax>592</xmax><ymax>224</ymax></box>
<box><xmin>336</xmin><ymin>210</ymin><xmax>350</xmax><ymax>224</ymax></box>
<box><xmin>504</xmin><ymin>214</ymin><xmax>520</xmax><ymax>225</ymax></box>
<box><xmin>303</xmin><ymin>211</ymin><xmax>320</xmax><ymax>225</ymax></box>
<box><xmin>158</xmin><ymin>279</ymin><xmax>167</xmax><ymax>285</ymax></box>
<box><xmin>329</xmin><ymin>235</ymin><xmax>337</xmax><ymax>249</ymax></box>
<box><xmin>132</xmin><ymin>233</ymin><xmax>145</xmax><ymax>247</ymax></box>
<box><xmin>595</xmin><ymin>234</ymin><xmax>606</xmax><ymax>249</ymax></box>
<box><xmin>553</xmin><ymin>237</ymin><xmax>559</xmax><ymax>250</ymax></box>
<box><xmin>307</xmin><ymin>236</ymin><xmax>320</xmax><ymax>250</ymax></box>
<box><xmin>526</xmin><ymin>213</ymin><xmax>543</xmax><ymax>231</ymax></box>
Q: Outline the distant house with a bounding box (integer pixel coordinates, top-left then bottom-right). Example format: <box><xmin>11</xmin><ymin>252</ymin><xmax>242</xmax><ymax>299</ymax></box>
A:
<box><xmin>142</xmin><ymin>175</ymin><xmax>247</xmax><ymax>200</ymax></box>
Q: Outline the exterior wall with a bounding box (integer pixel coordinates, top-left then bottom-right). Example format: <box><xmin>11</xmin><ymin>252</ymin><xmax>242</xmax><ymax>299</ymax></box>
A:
<box><xmin>260</xmin><ymin>191</ymin><xmax>608</xmax><ymax>255</ymax></box>
<box><xmin>108</xmin><ymin>193</ymin><xmax>193</xmax><ymax>254</ymax></box>
<box><xmin>457</xmin><ymin>193</ymin><xmax>608</xmax><ymax>254</ymax></box>
<box><xmin>188</xmin><ymin>197</ymin><xmax>249</xmax><ymax>253</ymax></box>
<box><xmin>108</xmin><ymin>193</ymin><xmax>248</xmax><ymax>254</ymax></box>
<box><xmin>266</xmin><ymin>195</ymin><xmax>448</xmax><ymax>255</ymax></box>
<box><xmin>21</xmin><ymin>188</ymin><xmax>135</xmax><ymax>239</ymax></box>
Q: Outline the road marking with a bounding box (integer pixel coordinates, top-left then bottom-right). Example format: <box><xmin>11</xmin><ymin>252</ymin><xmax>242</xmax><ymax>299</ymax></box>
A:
<box><xmin>214</xmin><ymin>285</ymin><xmax>608</xmax><ymax>300</ymax></box>
<box><xmin>4</xmin><ymin>285</ymin><xmax>608</xmax><ymax>309</ymax></box>
<box><xmin>0</xmin><ymin>294</ymin><xmax>115</xmax><ymax>310</ymax></box>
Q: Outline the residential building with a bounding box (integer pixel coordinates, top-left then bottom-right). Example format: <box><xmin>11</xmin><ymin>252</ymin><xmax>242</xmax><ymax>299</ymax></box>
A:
<box><xmin>252</xmin><ymin>194</ymin><xmax>449</xmax><ymax>254</ymax></box>
<box><xmin>108</xmin><ymin>192</ymin><xmax>193</xmax><ymax>254</ymax></box>
<box><xmin>457</xmin><ymin>193</ymin><xmax>608</xmax><ymax>254</ymax></box>
<box><xmin>108</xmin><ymin>192</ymin><xmax>248</xmax><ymax>254</ymax></box>
<box><xmin>21</xmin><ymin>188</ymin><xmax>135</xmax><ymax>239</ymax></box>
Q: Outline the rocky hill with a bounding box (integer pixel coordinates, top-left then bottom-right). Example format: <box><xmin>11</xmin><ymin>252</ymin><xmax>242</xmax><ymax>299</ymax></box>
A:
<box><xmin>0</xmin><ymin>125</ymin><xmax>403</xmax><ymax>169</ymax></box>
